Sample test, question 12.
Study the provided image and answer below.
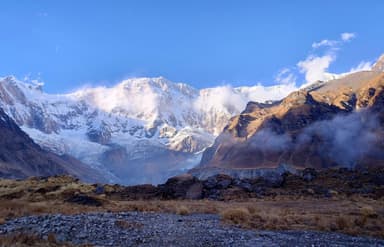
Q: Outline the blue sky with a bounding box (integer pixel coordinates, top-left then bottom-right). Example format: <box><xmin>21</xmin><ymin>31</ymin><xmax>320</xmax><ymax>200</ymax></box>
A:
<box><xmin>0</xmin><ymin>0</ymin><xmax>383</xmax><ymax>93</ymax></box>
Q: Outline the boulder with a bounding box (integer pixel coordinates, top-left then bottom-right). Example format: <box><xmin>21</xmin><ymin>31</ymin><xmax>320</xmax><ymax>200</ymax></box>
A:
<box><xmin>159</xmin><ymin>174</ymin><xmax>203</xmax><ymax>199</ymax></box>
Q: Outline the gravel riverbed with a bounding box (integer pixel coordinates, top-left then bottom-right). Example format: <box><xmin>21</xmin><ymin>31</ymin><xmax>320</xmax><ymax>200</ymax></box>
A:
<box><xmin>0</xmin><ymin>212</ymin><xmax>383</xmax><ymax>246</ymax></box>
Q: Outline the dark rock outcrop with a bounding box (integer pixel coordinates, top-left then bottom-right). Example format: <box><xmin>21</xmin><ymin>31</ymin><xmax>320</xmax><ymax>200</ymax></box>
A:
<box><xmin>65</xmin><ymin>194</ymin><xmax>103</xmax><ymax>207</ymax></box>
<box><xmin>158</xmin><ymin>174</ymin><xmax>203</xmax><ymax>199</ymax></box>
<box><xmin>97</xmin><ymin>166</ymin><xmax>384</xmax><ymax>200</ymax></box>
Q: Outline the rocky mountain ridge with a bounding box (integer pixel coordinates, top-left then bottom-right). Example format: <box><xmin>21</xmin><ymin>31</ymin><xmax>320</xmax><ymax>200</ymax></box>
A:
<box><xmin>198</xmin><ymin>56</ymin><xmax>384</xmax><ymax>173</ymax></box>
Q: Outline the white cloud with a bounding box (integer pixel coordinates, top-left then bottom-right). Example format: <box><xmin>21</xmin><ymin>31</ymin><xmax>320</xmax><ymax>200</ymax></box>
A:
<box><xmin>297</xmin><ymin>54</ymin><xmax>336</xmax><ymax>84</ymax></box>
<box><xmin>312</xmin><ymin>39</ymin><xmax>338</xmax><ymax>49</ymax></box>
<box><xmin>348</xmin><ymin>61</ymin><xmax>373</xmax><ymax>73</ymax></box>
<box><xmin>72</xmin><ymin>81</ymin><xmax>159</xmax><ymax>117</ymax></box>
<box><xmin>295</xmin><ymin>31</ymin><xmax>361</xmax><ymax>87</ymax></box>
<box><xmin>341</xmin><ymin>32</ymin><xmax>356</xmax><ymax>42</ymax></box>
<box><xmin>194</xmin><ymin>86</ymin><xmax>247</xmax><ymax>114</ymax></box>
<box><xmin>238</xmin><ymin>83</ymin><xmax>298</xmax><ymax>103</ymax></box>
<box><xmin>275</xmin><ymin>68</ymin><xmax>297</xmax><ymax>85</ymax></box>
<box><xmin>329</xmin><ymin>60</ymin><xmax>373</xmax><ymax>79</ymax></box>
<box><xmin>312</xmin><ymin>33</ymin><xmax>356</xmax><ymax>49</ymax></box>
<box><xmin>194</xmin><ymin>83</ymin><xmax>298</xmax><ymax>117</ymax></box>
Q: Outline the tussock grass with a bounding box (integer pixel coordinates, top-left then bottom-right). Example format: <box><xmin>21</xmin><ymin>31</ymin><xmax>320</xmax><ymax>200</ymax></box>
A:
<box><xmin>220</xmin><ymin>207</ymin><xmax>250</xmax><ymax>224</ymax></box>
<box><xmin>361</xmin><ymin>205</ymin><xmax>378</xmax><ymax>218</ymax></box>
<box><xmin>176</xmin><ymin>205</ymin><xmax>190</xmax><ymax>215</ymax></box>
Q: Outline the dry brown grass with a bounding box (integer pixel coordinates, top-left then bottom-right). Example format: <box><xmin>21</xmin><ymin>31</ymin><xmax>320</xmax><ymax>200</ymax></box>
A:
<box><xmin>220</xmin><ymin>207</ymin><xmax>250</xmax><ymax>225</ymax></box>
<box><xmin>176</xmin><ymin>205</ymin><xmax>190</xmax><ymax>215</ymax></box>
<box><xmin>219</xmin><ymin>198</ymin><xmax>384</xmax><ymax>237</ymax></box>
<box><xmin>361</xmin><ymin>205</ymin><xmax>378</xmax><ymax>218</ymax></box>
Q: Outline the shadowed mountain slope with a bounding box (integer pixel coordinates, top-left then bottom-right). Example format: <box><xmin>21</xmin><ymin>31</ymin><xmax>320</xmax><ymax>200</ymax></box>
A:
<box><xmin>0</xmin><ymin>108</ymin><xmax>107</xmax><ymax>182</ymax></box>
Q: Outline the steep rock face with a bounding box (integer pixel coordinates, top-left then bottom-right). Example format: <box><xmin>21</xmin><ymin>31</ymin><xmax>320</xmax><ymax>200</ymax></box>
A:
<box><xmin>0</xmin><ymin>108</ymin><xmax>107</xmax><ymax>182</ymax></box>
<box><xmin>86</xmin><ymin>122</ymin><xmax>112</xmax><ymax>145</ymax></box>
<box><xmin>199</xmin><ymin>70</ymin><xmax>384</xmax><ymax>171</ymax></box>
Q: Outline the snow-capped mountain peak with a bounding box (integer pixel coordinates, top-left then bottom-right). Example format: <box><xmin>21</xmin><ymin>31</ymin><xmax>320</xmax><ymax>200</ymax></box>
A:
<box><xmin>0</xmin><ymin>75</ymin><xmax>297</xmax><ymax>184</ymax></box>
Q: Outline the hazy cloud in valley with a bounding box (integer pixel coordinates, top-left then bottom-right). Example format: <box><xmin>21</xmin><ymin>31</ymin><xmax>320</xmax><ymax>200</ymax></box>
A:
<box><xmin>298</xmin><ymin>111</ymin><xmax>379</xmax><ymax>168</ymax></box>
<box><xmin>249</xmin><ymin>129</ymin><xmax>292</xmax><ymax>152</ymax></box>
<box><xmin>245</xmin><ymin>110</ymin><xmax>380</xmax><ymax>168</ymax></box>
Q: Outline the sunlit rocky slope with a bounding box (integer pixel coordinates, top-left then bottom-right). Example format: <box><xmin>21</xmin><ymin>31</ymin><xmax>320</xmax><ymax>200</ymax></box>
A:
<box><xmin>197</xmin><ymin>55</ymin><xmax>384</xmax><ymax>176</ymax></box>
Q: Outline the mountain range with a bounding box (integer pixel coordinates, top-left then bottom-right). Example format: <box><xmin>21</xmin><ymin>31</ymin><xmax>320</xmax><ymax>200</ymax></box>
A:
<box><xmin>0</xmin><ymin>54</ymin><xmax>383</xmax><ymax>184</ymax></box>
<box><xmin>0</xmin><ymin>76</ymin><xmax>295</xmax><ymax>184</ymax></box>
